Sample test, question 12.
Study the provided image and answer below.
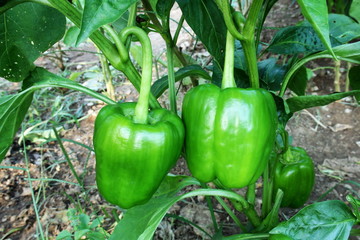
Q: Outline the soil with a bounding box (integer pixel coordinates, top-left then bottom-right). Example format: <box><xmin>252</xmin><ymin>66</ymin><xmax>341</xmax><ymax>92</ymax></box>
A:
<box><xmin>1</xmin><ymin>1</ymin><xmax>359</xmax><ymax>240</ymax></box>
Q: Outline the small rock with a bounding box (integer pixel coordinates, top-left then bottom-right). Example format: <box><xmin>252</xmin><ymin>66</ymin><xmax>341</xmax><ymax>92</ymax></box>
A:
<box><xmin>311</xmin><ymin>86</ymin><xmax>319</xmax><ymax>91</ymax></box>
<box><xmin>344</xmin><ymin>108</ymin><xmax>352</xmax><ymax>114</ymax></box>
<box><xmin>356</xmin><ymin>141</ymin><xmax>360</xmax><ymax>147</ymax></box>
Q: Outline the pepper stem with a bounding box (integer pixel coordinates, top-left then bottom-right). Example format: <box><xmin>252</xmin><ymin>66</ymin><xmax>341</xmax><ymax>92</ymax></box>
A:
<box><xmin>120</xmin><ymin>27</ymin><xmax>153</xmax><ymax>124</ymax></box>
<box><xmin>282</xmin><ymin>147</ymin><xmax>294</xmax><ymax>164</ymax></box>
<box><xmin>221</xmin><ymin>31</ymin><xmax>236</xmax><ymax>89</ymax></box>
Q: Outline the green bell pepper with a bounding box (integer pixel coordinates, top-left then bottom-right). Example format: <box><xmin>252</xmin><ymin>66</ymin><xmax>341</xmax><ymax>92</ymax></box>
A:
<box><xmin>93</xmin><ymin>27</ymin><xmax>184</xmax><ymax>209</ymax></box>
<box><xmin>273</xmin><ymin>146</ymin><xmax>315</xmax><ymax>208</ymax></box>
<box><xmin>182</xmin><ymin>32</ymin><xmax>278</xmax><ymax>188</ymax></box>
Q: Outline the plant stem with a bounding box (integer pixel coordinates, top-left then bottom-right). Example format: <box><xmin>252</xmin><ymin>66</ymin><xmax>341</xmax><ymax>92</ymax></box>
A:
<box><xmin>217</xmin><ymin>0</ymin><xmax>245</xmax><ymax>40</ymax></box>
<box><xmin>141</xmin><ymin>0</ymin><xmax>198</xmax><ymax>86</ymax></box>
<box><xmin>246</xmin><ymin>184</ymin><xmax>256</xmax><ymax>205</ymax></box>
<box><xmin>346</xmin><ymin>62</ymin><xmax>351</xmax><ymax>92</ymax></box>
<box><xmin>334</xmin><ymin>60</ymin><xmax>341</xmax><ymax>92</ymax></box>
<box><xmin>52</xmin><ymin>127</ymin><xmax>83</xmax><ymax>186</ymax></box>
<box><xmin>241</xmin><ymin>39</ymin><xmax>259</xmax><ymax>88</ymax></box>
<box><xmin>215</xmin><ymin>196</ymin><xmax>247</xmax><ymax>232</ymax></box>
<box><xmin>47</xmin><ymin>0</ymin><xmax>123</xmax><ymax>69</ymax></box>
<box><xmin>173</xmin><ymin>15</ymin><xmax>185</xmax><ymax>45</ymax></box>
<box><xmin>221</xmin><ymin>31</ymin><xmax>236</xmax><ymax>89</ymax></box>
<box><xmin>166</xmin><ymin>42</ymin><xmax>177</xmax><ymax>113</ymax></box>
<box><xmin>240</xmin><ymin>0</ymin><xmax>264</xmax><ymax>89</ymax></box>
<box><xmin>102</xmin><ymin>25</ymin><xmax>130</xmax><ymax>63</ymax></box>
<box><xmin>21</xmin><ymin>129</ymin><xmax>45</xmax><ymax>240</ymax></box>
<box><xmin>279</xmin><ymin>53</ymin><xmax>339</xmax><ymax>97</ymax></box>
<box><xmin>216</xmin><ymin>0</ymin><xmax>261</xmax><ymax>88</ymax></box>
<box><xmin>126</xmin><ymin>2</ymin><xmax>138</xmax><ymax>50</ymax></box>
<box><xmin>122</xmin><ymin>61</ymin><xmax>161</xmax><ymax>109</ymax></box>
<box><xmin>223</xmin><ymin>233</ymin><xmax>270</xmax><ymax>240</ymax></box>
<box><xmin>47</xmin><ymin>0</ymin><xmax>161</xmax><ymax>108</ymax></box>
<box><xmin>243</xmin><ymin>205</ymin><xmax>261</xmax><ymax>227</ymax></box>
<box><xmin>165</xmin><ymin>214</ymin><xmax>213</xmax><ymax>238</ymax></box>
<box><xmin>99</xmin><ymin>52</ymin><xmax>116</xmax><ymax>101</ymax></box>
<box><xmin>200</xmin><ymin>183</ymin><xmax>219</xmax><ymax>232</ymax></box>
<box><xmin>261</xmin><ymin>164</ymin><xmax>271</xmax><ymax>218</ymax></box>
<box><xmin>120</xmin><ymin>27</ymin><xmax>153</xmax><ymax>124</ymax></box>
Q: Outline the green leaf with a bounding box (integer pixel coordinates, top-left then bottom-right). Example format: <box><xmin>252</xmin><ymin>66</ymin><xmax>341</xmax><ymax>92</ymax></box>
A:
<box><xmin>156</xmin><ymin>0</ymin><xmax>176</xmax><ymax>19</ymax></box>
<box><xmin>0</xmin><ymin>93</ymin><xmax>33</xmax><ymax>165</ymax></box>
<box><xmin>268</xmin><ymin>14</ymin><xmax>360</xmax><ymax>55</ymax></box>
<box><xmin>317</xmin><ymin>41</ymin><xmax>360</xmax><ymax>63</ymax></box>
<box><xmin>326</xmin><ymin>14</ymin><xmax>360</xmax><ymax>43</ymax></box>
<box><xmin>63</xmin><ymin>26</ymin><xmax>81</xmax><ymax>47</ymax></box>
<box><xmin>153</xmin><ymin>174</ymin><xmax>201</xmax><ymax>198</ymax></box>
<box><xmin>78</xmin><ymin>214</ymin><xmax>90</xmax><ymax>230</ymax></box>
<box><xmin>350</xmin><ymin>0</ymin><xmax>360</xmax><ymax>22</ymax></box>
<box><xmin>288</xmin><ymin>66</ymin><xmax>313</xmax><ymax>96</ymax></box>
<box><xmin>297</xmin><ymin>0</ymin><xmax>335</xmax><ymax>57</ymax></box>
<box><xmin>349</xmin><ymin>65</ymin><xmax>360</xmax><ymax>90</ymax></box>
<box><xmin>56</xmin><ymin>230</ymin><xmax>72</xmax><ymax>240</ymax></box>
<box><xmin>112</xmin><ymin>10</ymin><xmax>129</xmax><ymax>32</ymax></box>
<box><xmin>258</xmin><ymin>58</ymin><xmax>287</xmax><ymax>91</ymax></box>
<box><xmin>0</xmin><ymin>67</ymin><xmax>115</xmax><ymax>163</ymax></box>
<box><xmin>176</xmin><ymin>0</ymin><xmax>227</xmax><ymax>67</ymax></box>
<box><xmin>286</xmin><ymin>90</ymin><xmax>360</xmax><ymax>113</ymax></box>
<box><xmin>349</xmin><ymin>65</ymin><xmax>360</xmax><ymax>102</ymax></box>
<box><xmin>151</xmin><ymin>65</ymin><xmax>211</xmax><ymax>98</ymax></box>
<box><xmin>270</xmin><ymin>200</ymin><xmax>356</xmax><ymax>239</ymax></box>
<box><xmin>0</xmin><ymin>3</ymin><xmax>66</xmax><ymax>81</ymax></box>
<box><xmin>346</xmin><ymin>195</ymin><xmax>360</xmax><ymax>221</ymax></box>
<box><xmin>268</xmin><ymin>26</ymin><xmax>339</xmax><ymax>55</ymax></box>
<box><xmin>77</xmin><ymin>0</ymin><xmax>137</xmax><ymax>45</ymax></box>
<box><xmin>74</xmin><ymin>229</ymin><xmax>90</xmax><ymax>240</ymax></box>
<box><xmin>109</xmin><ymin>187</ymin><xmax>247</xmax><ymax>240</ymax></box>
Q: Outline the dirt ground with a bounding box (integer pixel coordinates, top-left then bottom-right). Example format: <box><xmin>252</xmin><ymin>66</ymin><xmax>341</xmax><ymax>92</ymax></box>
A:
<box><xmin>1</xmin><ymin>1</ymin><xmax>359</xmax><ymax>239</ymax></box>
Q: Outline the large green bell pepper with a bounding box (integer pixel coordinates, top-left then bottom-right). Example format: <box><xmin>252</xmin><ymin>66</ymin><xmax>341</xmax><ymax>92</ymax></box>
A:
<box><xmin>93</xmin><ymin>103</ymin><xmax>184</xmax><ymax>209</ymax></box>
<box><xmin>93</xmin><ymin>27</ymin><xmax>184</xmax><ymax>209</ymax></box>
<box><xmin>182</xmin><ymin>31</ymin><xmax>277</xmax><ymax>188</ymax></box>
<box><xmin>182</xmin><ymin>84</ymin><xmax>277</xmax><ymax>188</ymax></box>
<box><xmin>273</xmin><ymin>146</ymin><xmax>315</xmax><ymax>208</ymax></box>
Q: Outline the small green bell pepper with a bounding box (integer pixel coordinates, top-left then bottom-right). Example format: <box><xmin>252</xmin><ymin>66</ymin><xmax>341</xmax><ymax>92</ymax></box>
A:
<box><xmin>273</xmin><ymin>146</ymin><xmax>315</xmax><ymax>208</ymax></box>
<box><xmin>93</xmin><ymin>27</ymin><xmax>184</xmax><ymax>209</ymax></box>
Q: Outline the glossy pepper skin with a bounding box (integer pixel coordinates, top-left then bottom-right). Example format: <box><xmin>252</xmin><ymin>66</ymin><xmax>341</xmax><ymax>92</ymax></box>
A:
<box><xmin>182</xmin><ymin>84</ymin><xmax>278</xmax><ymax>188</ymax></box>
<box><xmin>273</xmin><ymin>146</ymin><xmax>315</xmax><ymax>208</ymax></box>
<box><xmin>93</xmin><ymin>102</ymin><xmax>184</xmax><ymax>209</ymax></box>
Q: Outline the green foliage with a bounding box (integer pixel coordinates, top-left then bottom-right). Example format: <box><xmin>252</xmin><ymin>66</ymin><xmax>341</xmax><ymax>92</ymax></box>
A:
<box><xmin>176</xmin><ymin>0</ymin><xmax>227</xmax><ymax>69</ymax></box>
<box><xmin>63</xmin><ymin>26</ymin><xmax>81</xmax><ymax>47</ymax></box>
<box><xmin>151</xmin><ymin>65</ymin><xmax>211</xmax><ymax>98</ymax></box>
<box><xmin>296</xmin><ymin>0</ymin><xmax>335</xmax><ymax>56</ymax></box>
<box><xmin>56</xmin><ymin>209</ymin><xmax>109</xmax><ymax>240</ymax></box>
<box><xmin>0</xmin><ymin>67</ymin><xmax>114</xmax><ymax>163</ymax></box>
<box><xmin>349</xmin><ymin>65</ymin><xmax>360</xmax><ymax>91</ymax></box>
<box><xmin>0</xmin><ymin>0</ymin><xmax>359</xmax><ymax>239</ymax></box>
<box><xmin>0</xmin><ymin>3</ymin><xmax>66</xmax><ymax>81</ymax></box>
<box><xmin>286</xmin><ymin>90</ymin><xmax>360</xmax><ymax>113</ymax></box>
<box><xmin>77</xmin><ymin>0</ymin><xmax>137</xmax><ymax>45</ymax></box>
<box><xmin>350</xmin><ymin>0</ymin><xmax>360</xmax><ymax>22</ymax></box>
<box><xmin>258</xmin><ymin>58</ymin><xmax>287</xmax><ymax>91</ymax></box>
<box><xmin>287</xmin><ymin>66</ymin><xmax>313</xmax><ymax>96</ymax></box>
<box><xmin>268</xmin><ymin>14</ymin><xmax>360</xmax><ymax>55</ymax></box>
<box><xmin>270</xmin><ymin>200</ymin><xmax>356</xmax><ymax>239</ymax></box>
<box><xmin>0</xmin><ymin>92</ymin><xmax>33</xmax><ymax>161</ymax></box>
<box><xmin>156</xmin><ymin>0</ymin><xmax>176</xmax><ymax>19</ymax></box>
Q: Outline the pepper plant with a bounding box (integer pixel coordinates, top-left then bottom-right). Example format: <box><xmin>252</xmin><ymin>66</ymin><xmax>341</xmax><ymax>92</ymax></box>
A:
<box><xmin>1</xmin><ymin>0</ymin><xmax>360</xmax><ymax>239</ymax></box>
